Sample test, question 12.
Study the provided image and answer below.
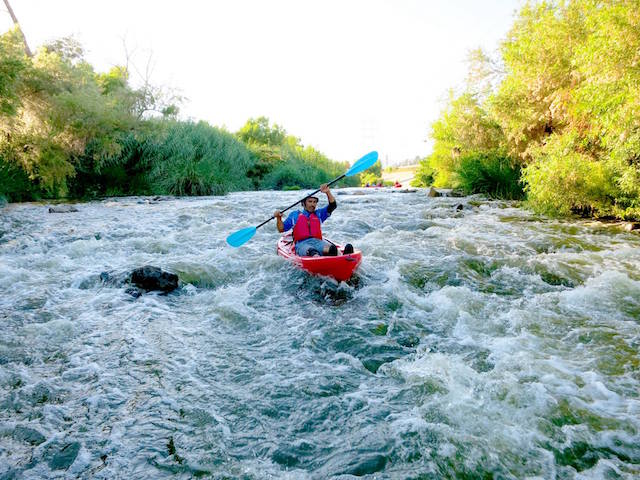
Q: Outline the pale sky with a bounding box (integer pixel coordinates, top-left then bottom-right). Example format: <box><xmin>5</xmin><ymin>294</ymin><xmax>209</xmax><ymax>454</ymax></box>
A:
<box><xmin>2</xmin><ymin>0</ymin><xmax>524</xmax><ymax>166</ymax></box>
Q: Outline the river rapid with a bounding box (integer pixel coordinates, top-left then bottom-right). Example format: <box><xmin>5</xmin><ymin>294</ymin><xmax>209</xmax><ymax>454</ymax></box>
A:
<box><xmin>1</xmin><ymin>188</ymin><xmax>639</xmax><ymax>479</ymax></box>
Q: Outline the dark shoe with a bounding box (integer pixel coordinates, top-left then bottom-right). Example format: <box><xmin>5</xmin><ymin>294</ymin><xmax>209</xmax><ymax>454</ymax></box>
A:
<box><xmin>343</xmin><ymin>243</ymin><xmax>354</xmax><ymax>254</ymax></box>
<box><xmin>328</xmin><ymin>245</ymin><xmax>338</xmax><ymax>256</ymax></box>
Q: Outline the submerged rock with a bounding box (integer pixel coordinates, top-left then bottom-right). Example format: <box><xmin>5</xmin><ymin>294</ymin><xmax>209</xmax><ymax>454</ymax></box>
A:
<box><xmin>98</xmin><ymin>271</ymin><xmax>129</xmax><ymax>288</ymax></box>
<box><xmin>47</xmin><ymin>441</ymin><xmax>81</xmax><ymax>470</ymax></box>
<box><xmin>12</xmin><ymin>425</ymin><xmax>46</xmax><ymax>446</ymax></box>
<box><xmin>125</xmin><ymin>287</ymin><xmax>144</xmax><ymax>298</ymax></box>
<box><xmin>48</xmin><ymin>205</ymin><xmax>78</xmax><ymax>213</ymax></box>
<box><xmin>129</xmin><ymin>266</ymin><xmax>179</xmax><ymax>292</ymax></box>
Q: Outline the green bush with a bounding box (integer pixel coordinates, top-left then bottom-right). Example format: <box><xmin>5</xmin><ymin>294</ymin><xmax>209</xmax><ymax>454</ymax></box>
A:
<box><xmin>259</xmin><ymin>146</ymin><xmax>347</xmax><ymax>190</ymax></box>
<box><xmin>412</xmin><ymin>159</ymin><xmax>435</xmax><ymax>187</ymax></box>
<box><xmin>456</xmin><ymin>151</ymin><xmax>523</xmax><ymax>199</ymax></box>
<box><xmin>243</xmin><ymin>144</ymin><xmax>283</xmax><ymax>188</ymax></box>
<box><xmin>143</xmin><ymin>121</ymin><xmax>254</xmax><ymax>196</ymax></box>
<box><xmin>69</xmin><ymin>130</ymin><xmax>151</xmax><ymax>197</ymax></box>
<box><xmin>522</xmin><ymin>135</ymin><xmax>615</xmax><ymax>217</ymax></box>
<box><xmin>0</xmin><ymin>156</ymin><xmax>38</xmax><ymax>202</ymax></box>
<box><xmin>260</xmin><ymin>155</ymin><xmax>312</xmax><ymax>190</ymax></box>
<box><xmin>360</xmin><ymin>172</ymin><xmax>380</xmax><ymax>186</ymax></box>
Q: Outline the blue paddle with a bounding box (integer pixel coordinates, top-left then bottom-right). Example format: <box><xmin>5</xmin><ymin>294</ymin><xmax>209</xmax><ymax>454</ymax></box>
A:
<box><xmin>226</xmin><ymin>151</ymin><xmax>378</xmax><ymax>247</ymax></box>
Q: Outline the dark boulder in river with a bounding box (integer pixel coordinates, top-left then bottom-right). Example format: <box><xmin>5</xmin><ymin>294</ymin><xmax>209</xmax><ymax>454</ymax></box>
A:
<box><xmin>48</xmin><ymin>205</ymin><xmax>78</xmax><ymax>213</ymax></box>
<box><xmin>129</xmin><ymin>266</ymin><xmax>179</xmax><ymax>292</ymax></box>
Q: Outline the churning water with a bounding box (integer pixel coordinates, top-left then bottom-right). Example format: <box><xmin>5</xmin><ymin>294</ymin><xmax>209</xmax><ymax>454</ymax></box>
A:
<box><xmin>1</xmin><ymin>189</ymin><xmax>639</xmax><ymax>479</ymax></box>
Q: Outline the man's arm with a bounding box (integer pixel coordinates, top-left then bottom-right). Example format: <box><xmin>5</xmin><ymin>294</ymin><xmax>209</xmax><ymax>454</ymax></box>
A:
<box><xmin>274</xmin><ymin>210</ymin><xmax>296</xmax><ymax>232</ymax></box>
<box><xmin>320</xmin><ymin>184</ymin><xmax>337</xmax><ymax>214</ymax></box>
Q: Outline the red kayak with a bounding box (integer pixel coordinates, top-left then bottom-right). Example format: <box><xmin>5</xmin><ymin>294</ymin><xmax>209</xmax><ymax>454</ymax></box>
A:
<box><xmin>276</xmin><ymin>235</ymin><xmax>362</xmax><ymax>282</ymax></box>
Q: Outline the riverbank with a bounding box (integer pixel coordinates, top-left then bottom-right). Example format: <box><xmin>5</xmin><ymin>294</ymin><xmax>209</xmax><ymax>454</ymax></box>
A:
<box><xmin>381</xmin><ymin>164</ymin><xmax>418</xmax><ymax>185</ymax></box>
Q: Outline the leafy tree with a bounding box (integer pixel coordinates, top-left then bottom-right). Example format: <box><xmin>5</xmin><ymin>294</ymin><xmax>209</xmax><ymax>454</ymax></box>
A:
<box><xmin>413</xmin><ymin>159</ymin><xmax>434</xmax><ymax>187</ymax></box>
<box><xmin>423</xmin><ymin>91</ymin><xmax>507</xmax><ymax>187</ymax></box>
<box><xmin>490</xmin><ymin>1</ymin><xmax>576</xmax><ymax>162</ymax></box>
<box><xmin>422</xmin><ymin>0</ymin><xmax>640</xmax><ymax>219</ymax></box>
<box><xmin>237</xmin><ymin>116</ymin><xmax>287</xmax><ymax>146</ymax></box>
<box><xmin>497</xmin><ymin>0</ymin><xmax>640</xmax><ymax>218</ymax></box>
<box><xmin>0</xmin><ymin>28</ymin><xmax>30</xmax><ymax>117</ymax></box>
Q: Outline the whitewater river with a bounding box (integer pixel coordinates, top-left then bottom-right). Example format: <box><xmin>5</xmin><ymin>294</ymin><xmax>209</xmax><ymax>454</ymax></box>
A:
<box><xmin>1</xmin><ymin>189</ymin><xmax>639</xmax><ymax>479</ymax></box>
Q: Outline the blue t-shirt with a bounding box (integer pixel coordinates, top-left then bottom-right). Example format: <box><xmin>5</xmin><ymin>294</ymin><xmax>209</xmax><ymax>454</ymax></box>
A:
<box><xmin>282</xmin><ymin>206</ymin><xmax>332</xmax><ymax>232</ymax></box>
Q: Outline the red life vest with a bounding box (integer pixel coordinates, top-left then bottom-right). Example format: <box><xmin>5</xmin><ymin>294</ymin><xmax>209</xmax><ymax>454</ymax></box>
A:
<box><xmin>292</xmin><ymin>212</ymin><xmax>323</xmax><ymax>243</ymax></box>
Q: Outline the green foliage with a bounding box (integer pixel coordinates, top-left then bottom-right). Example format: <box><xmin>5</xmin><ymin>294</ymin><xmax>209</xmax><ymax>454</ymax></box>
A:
<box><xmin>0</xmin><ymin>30</ymin><xmax>144</xmax><ymax>199</ymax></box>
<box><xmin>0</xmin><ymin>156</ymin><xmax>38</xmax><ymax>201</ymax></box>
<box><xmin>360</xmin><ymin>172</ymin><xmax>381</xmax><ymax>186</ymax></box>
<box><xmin>413</xmin><ymin>158</ymin><xmax>434</xmax><ymax>187</ymax></box>
<box><xmin>244</xmin><ymin>143</ymin><xmax>284</xmax><ymax>188</ymax></box>
<box><xmin>428</xmin><ymin>92</ymin><xmax>507</xmax><ymax>188</ymax></box>
<box><xmin>0</xmin><ymin>28</ymin><xmax>30</xmax><ymax>117</ymax></box>
<box><xmin>70</xmin><ymin>130</ymin><xmax>152</xmax><ymax>198</ymax></box>
<box><xmin>523</xmin><ymin>157</ymin><xmax>610</xmax><ymax>217</ymax></box>
<box><xmin>423</xmin><ymin>0</ymin><xmax>640</xmax><ymax>219</ymax></box>
<box><xmin>503</xmin><ymin>0</ymin><xmax>640</xmax><ymax>219</ymax></box>
<box><xmin>260</xmin><ymin>149</ymin><xmax>328</xmax><ymax>190</ymax></box>
<box><xmin>359</xmin><ymin>160</ymin><xmax>382</xmax><ymax>186</ymax></box>
<box><xmin>258</xmin><ymin>143</ymin><xmax>358</xmax><ymax>190</ymax></box>
<box><xmin>0</xmin><ymin>30</ymin><xmax>366</xmax><ymax>201</ymax></box>
<box><xmin>237</xmin><ymin>117</ymin><xmax>358</xmax><ymax>190</ymax></box>
<box><xmin>144</xmin><ymin>120</ymin><xmax>254</xmax><ymax>196</ymax></box>
<box><xmin>457</xmin><ymin>151</ymin><xmax>523</xmax><ymax>199</ymax></box>
<box><xmin>237</xmin><ymin>116</ymin><xmax>287</xmax><ymax>147</ymax></box>
<box><xmin>491</xmin><ymin>1</ymin><xmax>576</xmax><ymax>161</ymax></box>
<box><xmin>523</xmin><ymin>128</ymin><xmax>640</xmax><ymax>218</ymax></box>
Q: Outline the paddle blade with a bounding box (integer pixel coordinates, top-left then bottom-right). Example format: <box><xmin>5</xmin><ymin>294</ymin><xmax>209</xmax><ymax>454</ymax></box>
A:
<box><xmin>226</xmin><ymin>226</ymin><xmax>257</xmax><ymax>247</ymax></box>
<box><xmin>345</xmin><ymin>151</ymin><xmax>379</xmax><ymax>177</ymax></box>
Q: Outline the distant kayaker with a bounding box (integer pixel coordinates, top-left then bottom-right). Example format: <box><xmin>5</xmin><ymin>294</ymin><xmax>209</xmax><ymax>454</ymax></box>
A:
<box><xmin>274</xmin><ymin>184</ymin><xmax>354</xmax><ymax>257</ymax></box>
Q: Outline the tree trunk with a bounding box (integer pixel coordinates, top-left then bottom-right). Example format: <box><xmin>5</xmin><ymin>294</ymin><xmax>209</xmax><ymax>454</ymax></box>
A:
<box><xmin>3</xmin><ymin>0</ymin><xmax>32</xmax><ymax>56</ymax></box>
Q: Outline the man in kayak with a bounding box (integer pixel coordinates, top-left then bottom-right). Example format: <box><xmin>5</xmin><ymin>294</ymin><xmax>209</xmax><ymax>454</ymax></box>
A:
<box><xmin>274</xmin><ymin>184</ymin><xmax>354</xmax><ymax>257</ymax></box>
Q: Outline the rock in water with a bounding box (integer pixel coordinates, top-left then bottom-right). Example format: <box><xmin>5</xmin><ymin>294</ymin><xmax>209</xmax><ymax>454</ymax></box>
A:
<box><xmin>48</xmin><ymin>205</ymin><xmax>79</xmax><ymax>213</ymax></box>
<box><xmin>426</xmin><ymin>187</ymin><xmax>440</xmax><ymax>197</ymax></box>
<box><xmin>48</xmin><ymin>442</ymin><xmax>81</xmax><ymax>470</ymax></box>
<box><xmin>129</xmin><ymin>266</ymin><xmax>179</xmax><ymax>292</ymax></box>
<box><xmin>12</xmin><ymin>426</ymin><xmax>46</xmax><ymax>445</ymax></box>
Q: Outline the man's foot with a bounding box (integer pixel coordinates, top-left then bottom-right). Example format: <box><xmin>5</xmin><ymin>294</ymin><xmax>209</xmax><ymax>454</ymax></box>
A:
<box><xmin>343</xmin><ymin>243</ymin><xmax>354</xmax><ymax>254</ymax></box>
<box><xmin>328</xmin><ymin>245</ymin><xmax>338</xmax><ymax>256</ymax></box>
